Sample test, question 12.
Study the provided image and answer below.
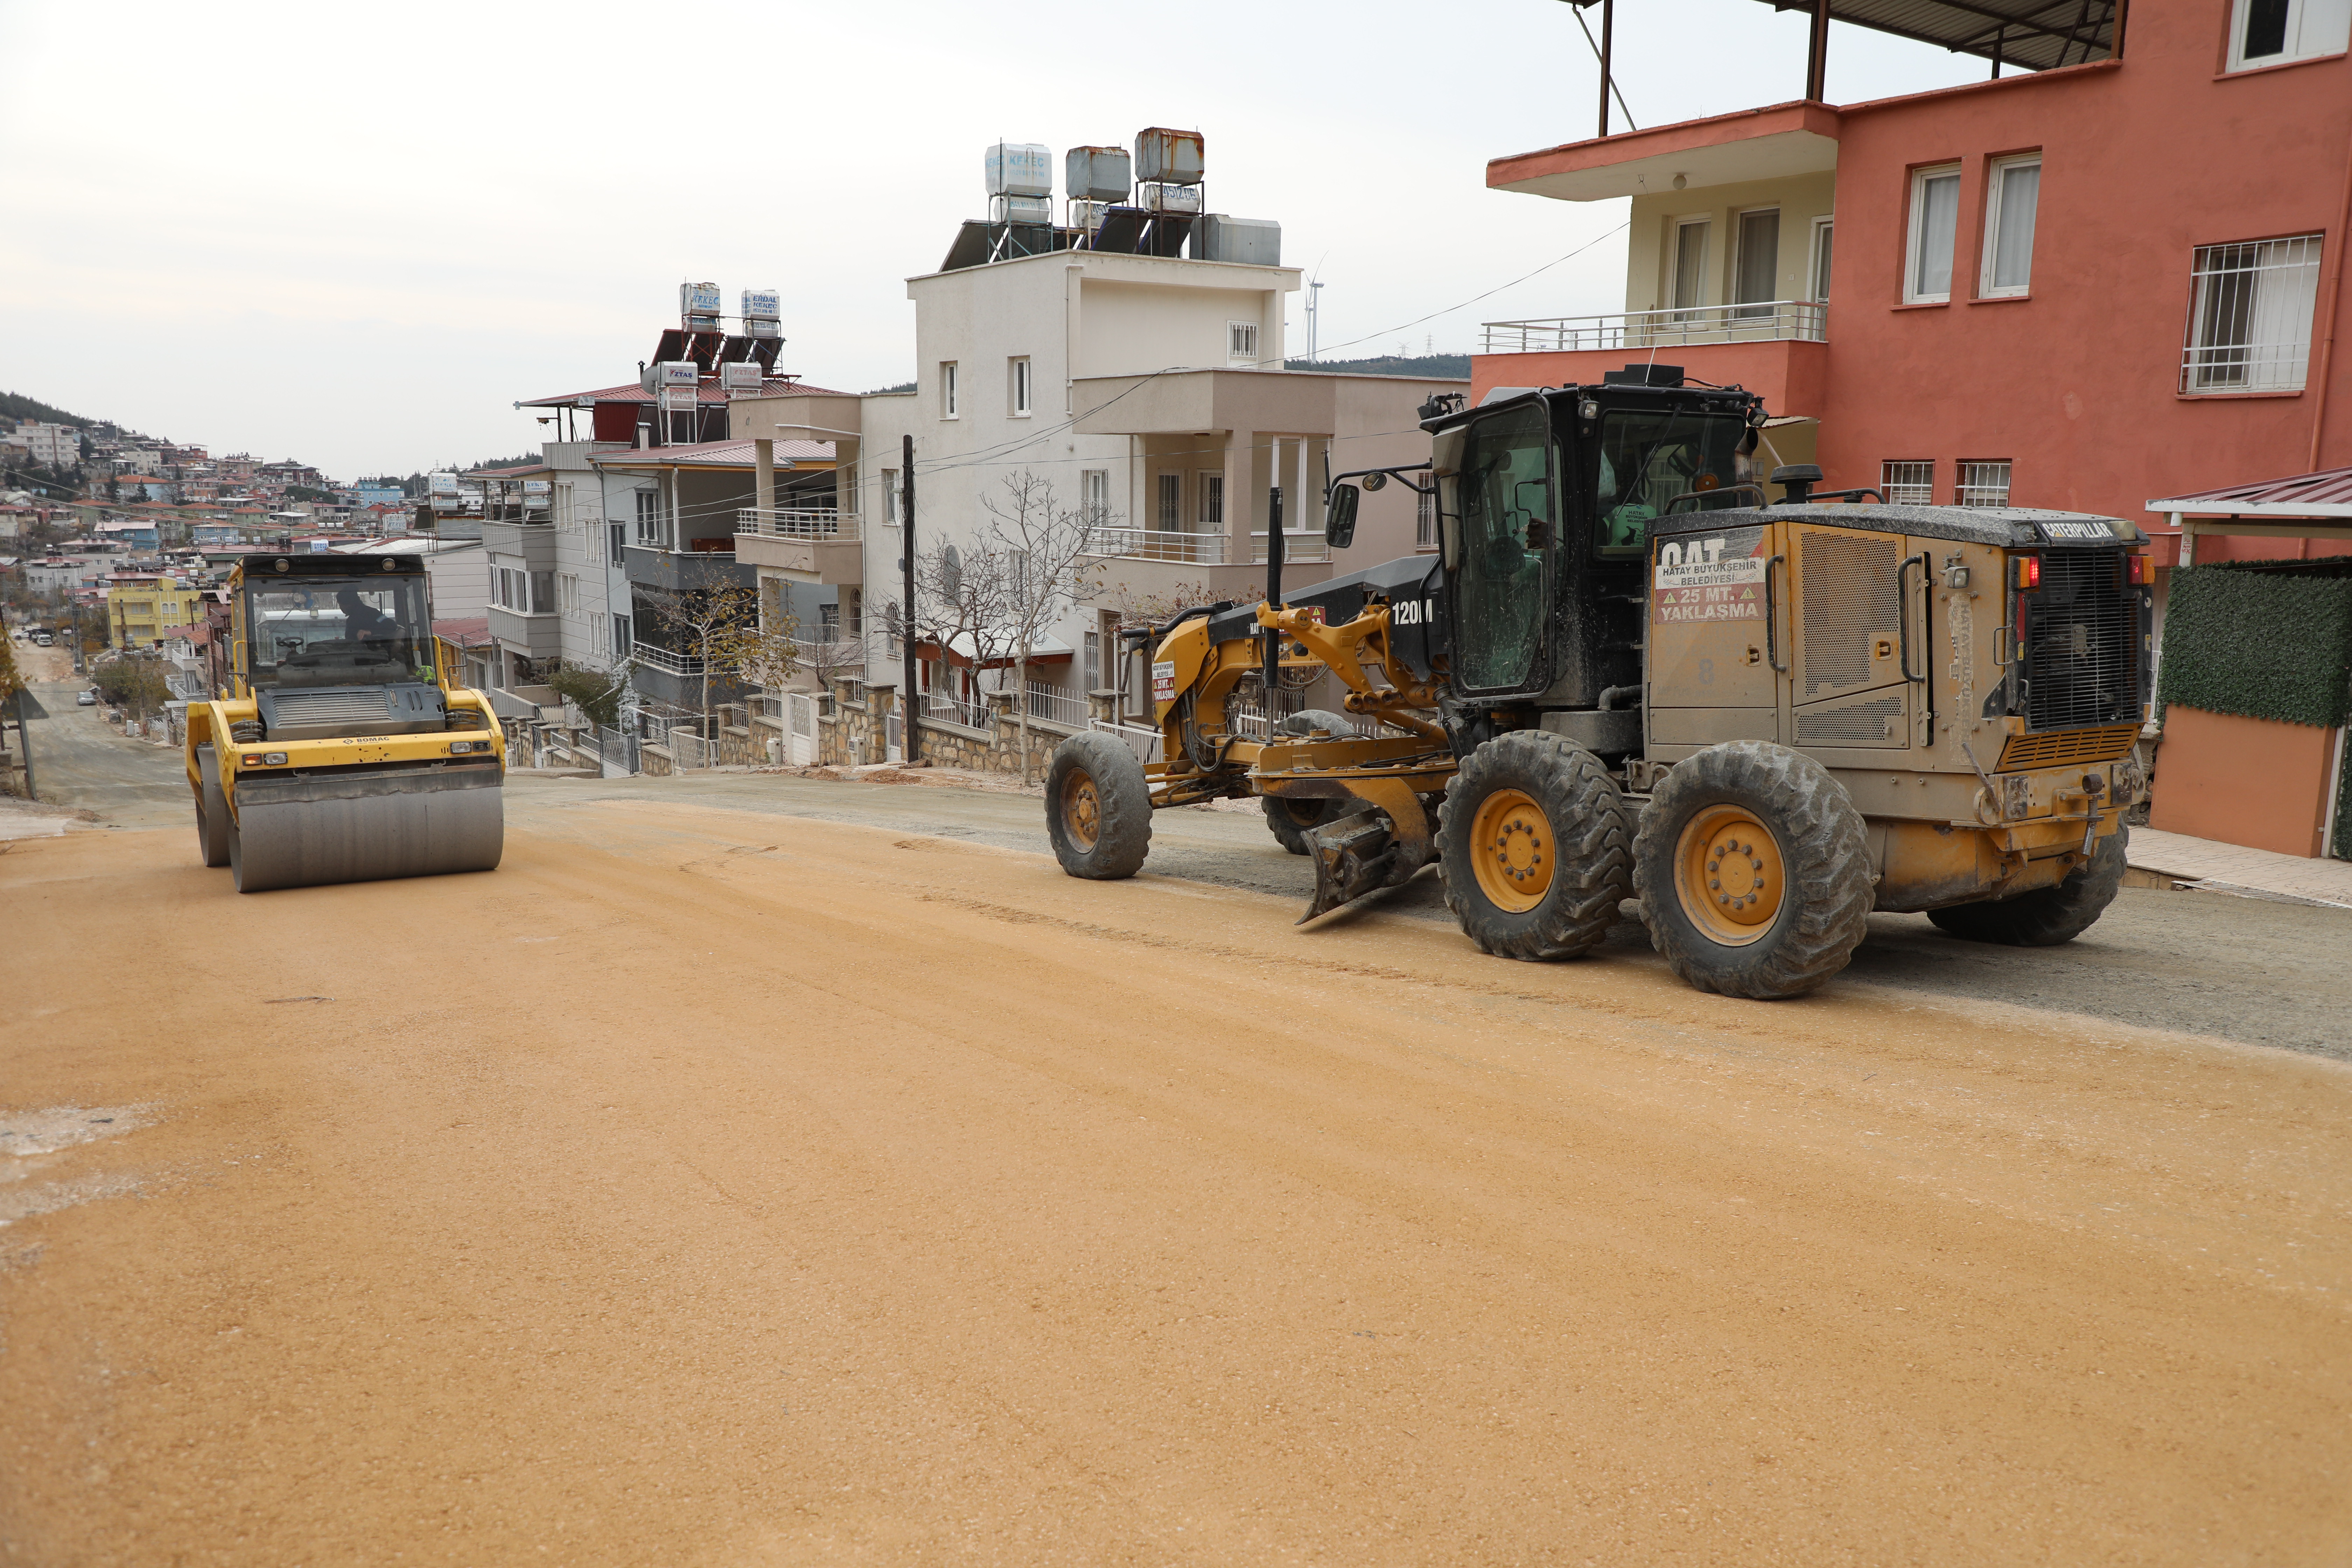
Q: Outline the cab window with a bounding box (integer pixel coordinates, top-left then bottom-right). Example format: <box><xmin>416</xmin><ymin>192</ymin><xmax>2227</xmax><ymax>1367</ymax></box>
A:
<box><xmin>1595</xmin><ymin>409</ymin><xmax>1750</xmax><ymax>558</ymax></box>
<box><xmin>1454</xmin><ymin>404</ymin><xmax>1552</xmax><ymax>692</ymax></box>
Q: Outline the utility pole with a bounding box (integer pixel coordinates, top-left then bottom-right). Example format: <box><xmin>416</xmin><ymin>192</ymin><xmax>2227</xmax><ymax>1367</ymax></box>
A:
<box><xmin>14</xmin><ymin>688</ymin><xmax>34</xmax><ymax>802</ymax></box>
<box><xmin>1261</xmin><ymin>485</ymin><xmax>1285</xmax><ymax>703</ymax></box>
<box><xmin>1598</xmin><ymin>0</ymin><xmax>1614</xmax><ymax>138</ymax></box>
<box><xmin>901</xmin><ymin>434</ymin><xmax>917</xmax><ymax>765</ymax></box>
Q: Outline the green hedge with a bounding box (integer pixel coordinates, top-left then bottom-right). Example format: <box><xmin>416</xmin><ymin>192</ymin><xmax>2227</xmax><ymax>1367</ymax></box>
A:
<box><xmin>2157</xmin><ymin>557</ymin><xmax>2352</xmax><ymax>730</ymax></box>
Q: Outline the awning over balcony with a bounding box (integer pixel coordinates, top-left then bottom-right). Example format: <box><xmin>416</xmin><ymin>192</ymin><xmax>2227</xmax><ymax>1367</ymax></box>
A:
<box><xmin>1489</xmin><ymin>103</ymin><xmax>1840</xmax><ymax>202</ymax></box>
<box><xmin>1753</xmin><ymin>0</ymin><xmax>2118</xmax><ymax>74</ymax></box>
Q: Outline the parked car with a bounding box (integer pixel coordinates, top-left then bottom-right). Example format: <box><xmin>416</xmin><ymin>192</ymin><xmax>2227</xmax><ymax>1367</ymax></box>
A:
<box><xmin>77</xmin><ymin>690</ymin><xmax>97</xmax><ymax>706</ymax></box>
<box><xmin>34</xmin><ymin>634</ymin><xmax>54</xmax><ymax>647</ymax></box>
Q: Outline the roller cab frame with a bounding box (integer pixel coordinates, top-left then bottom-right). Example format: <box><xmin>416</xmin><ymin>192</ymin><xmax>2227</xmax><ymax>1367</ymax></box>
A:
<box><xmin>184</xmin><ymin>551</ymin><xmax>507</xmax><ymax>893</ymax></box>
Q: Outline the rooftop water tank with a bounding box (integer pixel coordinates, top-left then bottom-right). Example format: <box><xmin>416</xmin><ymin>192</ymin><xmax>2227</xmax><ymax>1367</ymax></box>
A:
<box><xmin>1065</xmin><ymin>145</ymin><xmax>1132</xmax><ymax>204</ymax></box>
<box><xmin>1196</xmin><ymin>215</ymin><xmax>1281</xmax><ymax>267</ymax></box>
<box><xmin>1134</xmin><ymin>127</ymin><xmax>1204</xmax><ymax>186</ymax></box>
<box><xmin>985</xmin><ymin>141</ymin><xmax>1053</xmax><ymax>199</ymax></box>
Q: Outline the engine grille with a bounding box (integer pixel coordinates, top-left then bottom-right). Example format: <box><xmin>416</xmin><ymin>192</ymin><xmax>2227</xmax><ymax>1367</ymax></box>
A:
<box><xmin>263</xmin><ymin>688</ymin><xmax>390</xmax><ymax>728</ymax></box>
<box><xmin>1796</xmin><ymin>694</ymin><xmax>1904</xmax><ymax>747</ymax></box>
<box><xmin>2023</xmin><ymin>551</ymin><xmax>2138</xmax><ymax>731</ymax></box>
<box><xmin>1996</xmin><ymin>725</ymin><xmax>2139</xmax><ymax>771</ymax></box>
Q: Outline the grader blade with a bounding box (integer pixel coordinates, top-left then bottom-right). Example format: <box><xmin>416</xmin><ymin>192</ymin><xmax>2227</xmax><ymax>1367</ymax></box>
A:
<box><xmin>1300</xmin><ymin>810</ymin><xmax>1400</xmax><ymax>923</ymax></box>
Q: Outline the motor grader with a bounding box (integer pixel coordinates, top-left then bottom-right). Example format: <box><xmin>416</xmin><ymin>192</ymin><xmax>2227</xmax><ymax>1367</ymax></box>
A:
<box><xmin>1046</xmin><ymin>366</ymin><xmax>2152</xmax><ymax>998</ymax></box>
<box><xmin>184</xmin><ymin>552</ymin><xmax>505</xmax><ymax>893</ymax></box>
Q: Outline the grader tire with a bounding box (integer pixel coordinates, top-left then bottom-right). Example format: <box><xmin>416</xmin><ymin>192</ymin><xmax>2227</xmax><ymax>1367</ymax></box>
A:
<box><xmin>1046</xmin><ymin>732</ymin><xmax>1152</xmax><ymax>880</ymax></box>
<box><xmin>1634</xmin><ymin>741</ymin><xmax>1872</xmax><ymax>1000</ymax></box>
<box><xmin>194</xmin><ymin>744</ymin><xmax>232</xmax><ymax>868</ymax></box>
<box><xmin>1262</xmin><ymin>710</ymin><xmax>1361</xmax><ymax>854</ymax></box>
<box><xmin>1927</xmin><ymin>827</ymin><xmax>2127</xmax><ymax>946</ymax></box>
<box><xmin>1437</xmin><ymin>730</ymin><xmax>1633</xmax><ymax>961</ymax></box>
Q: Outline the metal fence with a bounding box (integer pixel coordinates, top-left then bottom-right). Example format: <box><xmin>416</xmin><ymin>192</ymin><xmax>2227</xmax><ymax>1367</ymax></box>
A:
<box><xmin>1088</xmin><ymin>527</ymin><xmax>1229</xmax><ymax>564</ymax></box>
<box><xmin>1481</xmin><ymin>299</ymin><xmax>1828</xmax><ymax>354</ymax></box>
<box><xmin>1024</xmin><ymin>682</ymin><xmax>1090</xmax><ymax>728</ymax></box>
<box><xmin>923</xmin><ymin>688</ymin><xmax>992</xmax><ymax>730</ymax></box>
<box><xmin>736</xmin><ymin>507</ymin><xmax>861</xmax><ymax>540</ymax></box>
<box><xmin>1090</xmin><ymin>718</ymin><xmax>1163</xmax><ymax>763</ymax></box>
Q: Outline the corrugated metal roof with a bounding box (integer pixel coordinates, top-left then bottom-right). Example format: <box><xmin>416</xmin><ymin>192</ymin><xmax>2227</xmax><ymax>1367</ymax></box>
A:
<box><xmin>2146</xmin><ymin>465</ymin><xmax>2352</xmax><ymax>519</ymax></box>
<box><xmin>517</xmin><ymin>377</ymin><xmax>849</xmax><ymax>408</ymax></box>
<box><xmin>1757</xmin><ymin>0</ymin><xmax>2116</xmax><ymax>72</ymax></box>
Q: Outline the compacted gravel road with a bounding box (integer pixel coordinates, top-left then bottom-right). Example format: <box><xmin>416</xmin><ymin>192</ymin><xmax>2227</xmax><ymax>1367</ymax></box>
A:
<box><xmin>3</xmin><ymin>770</ymin><xmax>2348</xmax><ymax>1565</ymax></box>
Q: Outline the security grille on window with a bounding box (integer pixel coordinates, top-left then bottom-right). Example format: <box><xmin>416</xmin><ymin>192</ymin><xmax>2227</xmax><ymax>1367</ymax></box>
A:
<box><xmin>1082</xmin><ymin>469</ymin><xmax>1110</xmax><ymax>524</ymax></box>
<box><xmin>1881</xmin><ymin>461</ymin><xmax>1935</xmax><ymax>506</ymax></box>
<box><xmin>1196</xmin><ymin>472</ymin><xmax>1223</xmax><ymax>527</ymax></box>
<box><xmin>1157</xmin><ymin>473</ymin><xmax>1182</xmax><ymax>529</ymax></box>
<box><xmin>1084</xmin><ymin>631</ymin><xmax>1100</xmax><ymax>693</ymax></box>
<box><xmin>1906</xmin><ymin>165</ymin><xmax>1962</xmax><ymax>303</ymax></box>
<box><xmin>1227</xmin><ymin>321</ymin><xmax>1258</xmax><ymax>364</ymax></box>
<box><xmin>1956</xmin><ymin>461</ymin><xmax>2012</xmax><ymax>509</ymax></box>
<box><xmin>1980</xmin><ymin>155</ymin><xmax>2040</xmax><ymax>297</ymax></box>
<box><xmin>1415</xmin><ymin>489</ymin><xmax>1437</xmax><ymax>549</ymax></box>
<box><xmin>2183</xmin><ymin>235</ymin><xmax>2324</xmax><ymax>393</ymax></box>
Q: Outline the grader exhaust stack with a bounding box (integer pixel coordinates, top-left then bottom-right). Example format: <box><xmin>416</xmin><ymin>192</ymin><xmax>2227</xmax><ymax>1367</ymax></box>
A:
<box><xmin>184</xmin><ymin>552</ymin><xmax>505</xmax><ymax>893</ymax></box>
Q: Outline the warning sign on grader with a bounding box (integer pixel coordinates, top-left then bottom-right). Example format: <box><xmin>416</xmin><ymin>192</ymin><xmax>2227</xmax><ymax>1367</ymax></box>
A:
<box><xmin>1652</xmin><ymin>528</ymin><xmax>1767</xmax><ymax>624</ymax></box>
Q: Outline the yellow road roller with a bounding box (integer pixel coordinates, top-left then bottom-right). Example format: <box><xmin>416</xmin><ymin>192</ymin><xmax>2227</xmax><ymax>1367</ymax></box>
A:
<box><xmin>185</xmin><ymin>551</ymin><xmax>505</xmax><ymax>893</ymax></box>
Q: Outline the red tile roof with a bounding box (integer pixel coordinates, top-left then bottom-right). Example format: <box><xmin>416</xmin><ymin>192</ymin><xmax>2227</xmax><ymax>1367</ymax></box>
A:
<box><xmin>433</xmin><ymin>617</ymin><xmax>494</xmax><ymax>646</ymax></box>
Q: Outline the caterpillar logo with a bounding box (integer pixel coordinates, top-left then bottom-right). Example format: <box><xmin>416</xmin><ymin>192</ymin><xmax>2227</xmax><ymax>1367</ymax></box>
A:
<box><xmin>1391</xmin><ymin>597</ymin><xmax>1434</xmax><ymax>626</ymax></box>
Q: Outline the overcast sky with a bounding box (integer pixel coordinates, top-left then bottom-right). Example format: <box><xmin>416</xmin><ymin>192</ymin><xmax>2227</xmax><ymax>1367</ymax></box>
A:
<box><xmin>0</xmin><ymin>0</ymin><xmax>1991</xmax><ymax>478</ymax></box>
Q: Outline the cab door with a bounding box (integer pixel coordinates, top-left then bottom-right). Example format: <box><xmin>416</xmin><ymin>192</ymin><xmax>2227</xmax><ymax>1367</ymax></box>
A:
<box><xmin>1446</xmin><ymin>401</ymin><xmax>1554</xmax><ymax>696</ymax></box>
<box><xmin>1788</xmin><ymin>521</ymin><xmax>1910</xmax><ymax>750</ymax></box>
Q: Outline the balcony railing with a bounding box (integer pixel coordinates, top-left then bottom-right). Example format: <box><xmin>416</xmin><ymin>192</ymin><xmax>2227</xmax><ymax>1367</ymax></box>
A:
<box><xmin>1251</xmin><ymin>529</ymin><xmax>1331</xmax><ymax>564</ymax></box>
<box><xmin>1087</xmin><ymin>527</ymin><xmax>1229</xmax><ymax>565</ymax></box>
<box><xmin>631</xmin><ymin>645</ymin><xmax>709</xmax><ymax>677</ymax></box>
<box><xmin>1482</xmin><ymin>300</ymin><xmax>1828</xmax><ymax>354</ymax></box>
<box><xmin>736</xmin><ymin>507</ymin><xmax>861</xmax><ymax>540</ymax></box>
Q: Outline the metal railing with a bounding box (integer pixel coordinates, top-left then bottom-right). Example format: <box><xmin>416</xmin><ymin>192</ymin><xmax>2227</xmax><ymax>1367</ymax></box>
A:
<box><xmin>1087</xmin><ymin>526</ymin><xmax>1229</xmax><ymax>565</ymax></box>
<box><xmin>1024</xmin><ymin>682</ymin><xmax>1089</xmax><ymax>728</ymax></box>
<box><xmin>1252</xmin><ymin>529</ymin><xmax>1331</xmax><ymax>564</ymax></box>
<box><xmin>1090</xmin><ymin>717</ymin><xmax>1162</xmax><ymax>764</ymax></box>
<box><xmin>736</xmin><ymin>507</ymin><xmax>861</xmax><ymax>540</ymax></box>
<box><xmin>922</xmin><ymin>688</ymin><xmax>992</xmax><ymax>730</ymax></box>
<box><xmin>630</xmin><ymin>645</ymin><xmax>708</xmax><ymax>677</ymax></box>
<box><xmin>1481</xmin><ymin>299</ymin><xmax>1828</xmax><ymax>354</ymax></box>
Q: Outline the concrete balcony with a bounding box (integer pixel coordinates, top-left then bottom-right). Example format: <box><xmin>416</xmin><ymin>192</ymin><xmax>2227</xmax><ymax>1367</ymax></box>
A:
<box><xmin>482</xmin><ymin>519</ymin><xmax>557</xmax><ymax>568</ymax></box>
<box><xmin>622</xmin><ymin>544</ymin><xmax>756</xmax><ymax>593</ymax></box>
<box><xmin>1482</xmin><ymin>300</ymin><xmax>1825</xmax><ymax>354</ymax></box>
<box><xmin>1085</xmin><ymin>552</ymin><xmax>1334</xmax><ymax>609</ymax></box>
<box><xmin>734</xmin><ymin>508</ymin><xmax>862</xmax><ymax>584</ymax></box>
<box><xmin>1087</xmin><ymin>526</ymin><xmax>1229</xmax><ymax>565</ymax></box>
<box><xmin>1471</xmin><ymin>331</ymin><xmax>1828</xmax><ymax>424</ymax></box>
<box><xmin>487</xmin><ymin>606</ymin><xmax>561</xmax><ymax>659</ymax></box>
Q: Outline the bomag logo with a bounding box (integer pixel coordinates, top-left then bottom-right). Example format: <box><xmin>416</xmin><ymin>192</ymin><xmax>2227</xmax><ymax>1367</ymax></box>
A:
<box><xmin>1391</xmin><ymin>597</ymin><xmax>1434</xmax><ymax>626</ymax></box>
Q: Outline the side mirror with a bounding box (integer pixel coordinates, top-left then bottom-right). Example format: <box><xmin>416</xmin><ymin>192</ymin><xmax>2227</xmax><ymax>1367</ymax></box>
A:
<box><xmin>1325</xmin><ymin>483</ymin><xmax>1360</xmax><ymax>550</ymax></box>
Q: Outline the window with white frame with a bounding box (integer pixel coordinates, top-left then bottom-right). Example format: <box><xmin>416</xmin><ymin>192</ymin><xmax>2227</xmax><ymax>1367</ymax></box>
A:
<box><xmin>609</xmin><ymin>521</ymin><xmax>627</xmax><ymax>562</ymax></box>
<box><xmin>1905</xmin><ymin>164</ymin><xmax>1962</xmax><ymax>303</ymax></box>
<box><xmin>634</xmin><ymin>489</ymin><xmax>665</xmax><ymax>547</ymax></box>
<box><xmin>1956</xmin><ymin>461</ymin><xmax>2012</xmax><ymax>508</ymax></box>
<box><xmin>1810</xmin><ymin>217</ymin><xmax>1835</xmax><ymax>304</ymax></box>
<box><xmin>1980</xmin><ymin>155</ymin><xmax>2041</xmax><ymax>298</ymax></box>
<box><xmin>594</xmin><ymin>616</ymin><xmax>610</xmax><ymax>658</ymax></box>
<box><xmin>882</xmin><ymin>469</ymin><xmax>900</xmax><ymax>523</ymax></box>
<box><xmin>1670</xmin><ymin>218</ymin><xmax>1709</xmax><ymax>314</ymax></box>
<box><xmin>611</xmin><ymin>612</ymin><xmax>631</xmax><ymax>657</ymax></box>
<box><xmin>941</xmin><ymin>362</ymin><xmax>959</xmax><ymax>418</ymax></box>
<box><xmin>1196</xmin><ymin>471</ymin><xmax>1223</xmax><ymax>528</ymax></box>
<box><xmin>1081</xmin><ymin>469</ymin><xmax>1110</xmax><ymax>524</ymax></box>
<box><xmin>2228</xmin><ymin>0</ymin><xmax>2351</xmax><ymax>70</ymax></box>
<box><xmin>1084</xmin><ymin>630</ymin><xmax>1100</xmax><ymax>692</ymax></box>
<box><xmin>2183</xmin><ymin>234</ymin><xmax>2324</xmax><ymax>393</ymax></box>
<box><xmin>1415</xmin><ymin>488</ymin><xmax>1437</xmax><ymax>550</ymax></box>
<box><xmin>586</xmin><ymin>520</ymin><xmax>602</xmax><ymax>564</ymax></box>
<box><xmin>1157</xmin><ymin>472</ymin><xmax>1182</xmax><ymax>529</ymax></box>
<box><xmin>1881</xmin><ymin>460</ymin><xmax>1935</xmax><ymax>505</ymax></box>
<box><xmin>1732</xmin><ymin>207</ymin><xmax>1781</xmax><ymax>318</ymax></box>
<box><xmin>1010</xmin><ymin>356</ymin><xmax>1032</xmax><ymax>416</ymax></box>
<box><xmin>559</xmin><ymin>573</ymin><xmax>579</xmax><ymax>615</ymax></box>
<box><xmin>1227</xmin><ymin>321</ymin><xmax>1258</xmax><ymax>364</ymax></box>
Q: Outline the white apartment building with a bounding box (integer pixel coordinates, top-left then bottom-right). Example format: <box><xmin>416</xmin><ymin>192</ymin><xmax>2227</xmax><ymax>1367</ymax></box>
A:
<box><xmin>13</xmin><ymin>422</ymin><xmax>80</xmax><ymax>466</ymax></box>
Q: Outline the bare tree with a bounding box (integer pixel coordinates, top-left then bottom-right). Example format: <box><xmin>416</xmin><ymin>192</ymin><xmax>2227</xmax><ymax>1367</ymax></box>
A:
<box><xmin>910</xmin><ymin>535</ymin><xmax>1013</xmax><ymax>727</ymax></box>
<box><xmin>979</xmin><ymin>470</ymin><xmax>1112</xmax><ymax>782</ymax></box>
<box><xmin>642</xmin><ymin>564</ymin><xmax>760</xmax><ymax>739</ymax></box>
<box><xmin>713</xmin><ymin>604</ymin><xmax>801</xmax><ymax>708</ymax></box>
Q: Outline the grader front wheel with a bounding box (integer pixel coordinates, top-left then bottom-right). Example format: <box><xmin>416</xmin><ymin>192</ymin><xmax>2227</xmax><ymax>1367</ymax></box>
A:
<box><xmin>1045</xmin><ymin>732</ymin><xmax>1153</xmax><ymax>880</ymax></box>
<box><xmin>1437</xmin><ymin>731</ymin><xmax>1633</xmax><ymax>961</ymax></box>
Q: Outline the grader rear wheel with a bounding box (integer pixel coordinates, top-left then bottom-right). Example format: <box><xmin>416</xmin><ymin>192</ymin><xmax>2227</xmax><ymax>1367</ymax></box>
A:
<box><xmin>1045</xmin><ymin>732</ymin><xmax>1152</xmax><ymax>880</ymax></box>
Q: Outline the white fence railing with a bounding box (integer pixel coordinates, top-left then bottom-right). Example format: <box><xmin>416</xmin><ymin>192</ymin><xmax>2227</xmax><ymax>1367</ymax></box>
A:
<box><xmin>1090</xmin><ymin>718</ymin><xmax>1163</xmax><ymax>764</ymax></box>
<box><xmin>736</xmin><ymin>507</ymin><xmax>860</xmax><ymax>540</ymax></box>
<box><xmin>923</xmin><ymin>689</ymin><xmax>992</xmax><ymax>730</ymax></box>
<box><xmin>1482</xmin><ymin>299</ymin><xmax>1828</xmax><ymax>354</ymax></box>
<box><xmin>1024</xmin><ymin>682</ymin><xmax>1089</xmax><ymax>728</ymax></box>
<box><xmin>631</xmin><ymin>645</ymin><xmax>708</xmax><ymax>677</ymax></box>
<box><xmin>1088</xmin><ymin>527</ymin><xmax>1229</xmax><ymax>565</ymax></box>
